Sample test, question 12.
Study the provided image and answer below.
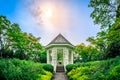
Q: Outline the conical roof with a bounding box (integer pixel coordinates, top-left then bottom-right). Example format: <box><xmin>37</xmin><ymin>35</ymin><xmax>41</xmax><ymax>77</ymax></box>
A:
<box><xmin>48</xmin><ymin>34</ymin><xmax>72</xmax><ymax>45</ymax></box>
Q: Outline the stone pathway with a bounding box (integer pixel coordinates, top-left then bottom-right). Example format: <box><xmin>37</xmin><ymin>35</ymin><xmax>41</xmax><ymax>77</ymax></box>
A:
<box><xmin>52</xmin><ymin>72</ymin><xmax>69</xmax><ymax>80</ymax></box>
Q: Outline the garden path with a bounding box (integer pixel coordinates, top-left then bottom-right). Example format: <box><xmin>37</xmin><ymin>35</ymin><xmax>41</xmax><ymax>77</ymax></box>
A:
<box><xmin>52</xmin><ymin>72</ymin><xmax>69</xmax><ymax>80</ymax></box>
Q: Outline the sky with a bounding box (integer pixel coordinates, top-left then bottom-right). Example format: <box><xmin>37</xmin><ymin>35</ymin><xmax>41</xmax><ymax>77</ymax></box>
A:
<box><xmin>0</xmin><ymin>0</ymin><xmax>100</xmax><ymax>46</ymax></box>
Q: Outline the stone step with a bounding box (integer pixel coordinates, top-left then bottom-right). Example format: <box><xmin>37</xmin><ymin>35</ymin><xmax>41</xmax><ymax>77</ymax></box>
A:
<box><xmin>56</xmin><ymin>65</ymin><xmax>65</xmax><ymax>72</ymax></box>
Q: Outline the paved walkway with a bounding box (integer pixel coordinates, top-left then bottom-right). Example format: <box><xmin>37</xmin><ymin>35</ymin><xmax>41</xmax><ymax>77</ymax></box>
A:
<box><xmin>52</xmin><ymin>72</ymin><xmax>69</xmax><ymax>80</ymax></box>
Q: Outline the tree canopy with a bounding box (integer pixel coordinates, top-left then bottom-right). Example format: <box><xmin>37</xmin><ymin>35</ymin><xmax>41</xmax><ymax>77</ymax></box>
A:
<box><xmin>88</xmin><ymin>0</ymin><xmax>120</xmax><ymax>59</ymax></box>
<box><xmin>89</xmin><ymin>0</ymin><xmax>120</xmax><ymax>29</ymax></box>
<box><xmin>74</xmin><ymin>43</ymin><xmax>100</xmax><ymax>62</ymax></box>
<box><xmin>0</xmin><ymin>15</ymin><xmax>46</xmax><ymax>62</ymax></box>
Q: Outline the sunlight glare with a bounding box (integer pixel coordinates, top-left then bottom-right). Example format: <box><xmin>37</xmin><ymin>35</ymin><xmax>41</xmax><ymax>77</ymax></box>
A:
<box><xmin>45</xmin><ymin>9</ymin><xmax>52</xmax><ymax>18</ymax></box>
<box><xmin>30</xmin><ymin>1</ymin><xmax>69</xmax><ymax>32</ymax></box>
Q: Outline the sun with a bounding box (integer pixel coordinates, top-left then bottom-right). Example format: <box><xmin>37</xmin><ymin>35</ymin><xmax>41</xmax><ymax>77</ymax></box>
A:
<box><xmin>45</xmin><ymin>9</ymin><xmax>52</xmax><ymax>18</ymax></box>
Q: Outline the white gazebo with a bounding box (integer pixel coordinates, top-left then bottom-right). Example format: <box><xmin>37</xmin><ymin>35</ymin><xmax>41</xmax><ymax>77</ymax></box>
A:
<box><xmin>46</xmin><ymin>34</ymin><xmax>74</xmax><ymax>72</ymax></box>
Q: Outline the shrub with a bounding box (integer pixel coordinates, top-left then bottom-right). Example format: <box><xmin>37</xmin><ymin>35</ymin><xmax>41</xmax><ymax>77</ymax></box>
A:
<box><xmin>0</xmin><ymin>58</ymin><xmax>53</xmax><ymax>80</ymax></box>
<box><xmin>109</xmin><ymin>65</ymin><xmax>120</xmax><ymax>80</ymax></box>
<box><xmin>66</xmin><ymin>64</ymin><xmax>75</xmax><ymax>72</ymax></box>
<box><xmin>37</xmin><ymin>71</ymin><xmax>53</xmax><ymax>80</ymax></box>
<box><xmin>77</xmin><ymin>75</ymin><xmax>90</xmax><ymax>80</ymax></box>
<box><xmin>42</xmin><ymin>64</ymin><xmax>54</xmax><ymax>73</ymax></box>
<box><xmin>67</xmin><ymin>57</ymin><xmax>120</xmax><ymax>80</ymax></box>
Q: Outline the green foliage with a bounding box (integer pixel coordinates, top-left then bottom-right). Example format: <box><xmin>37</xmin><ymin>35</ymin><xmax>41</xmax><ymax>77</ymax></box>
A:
<box><xmin>0</xmin><ymin>58</ymin><xmax>53</xmax><ymax>80</ymax></box>
<box><xmin>67</xmin><ymin>56</ymin><xmax>120</xmax><ymax>80</ymax></box>
<box><xmin>74</xmin><ymin>43</ymin><xmax>100</xmax><ymax>62</ymax></box>
<box><xmin>39</xmin><ymin>71</ymin><xmax>53</xmax><ymax>80</ymax></box>
<box><xmin>89</xmin><ymin>0</ymin><xmax>120</xmax><ymax>29</ymax></box>
<box><xmin>0</xmin><ymin>15</ymin><xmax>46</xmax><ymax>62</ymax></box>
<box><xmin>39</xmin><ymin>50</ymin><xmax>47</xmax><ymax>63</ymax></box>
<box><xmin>88</xmin><ymin>0</ymin><xmax>120</xmax><ymax>59</ymax></box>
<box><xmin>66</xmin><ymin>64</ymin><xmax>76</xmax><ymax>72</ymax></box>
<box><xmin>105</xmin><ymin>18</ymin><xmax>120</xmax><ymax>58</ymax></box>
<box><xmin>109</xmin><ymin>65</ymin><xmax>120</xmax><ymax>80</ymax></box>
<box><xmin>42</xmin><ymin>64</ymin><xmax>54</xmax><ymax>73</ymax></box>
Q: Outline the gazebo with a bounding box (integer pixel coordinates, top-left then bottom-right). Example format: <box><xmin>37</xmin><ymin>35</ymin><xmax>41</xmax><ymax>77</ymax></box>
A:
<box><xmin>46</xmin><ymin>34</ymin><xmax>74</xmax><ymax>72</ymax></box>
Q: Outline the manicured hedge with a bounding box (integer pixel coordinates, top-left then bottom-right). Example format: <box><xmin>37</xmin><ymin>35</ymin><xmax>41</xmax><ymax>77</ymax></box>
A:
<box><xmin>66</xmin><ymin>56</ymin><xmax>120</xmax><ymax>80</ymax></box>
<box><xmin>42</xmin><ymin>64</ymin><xmax>54</xmax><ymax>73</ymax></box>
<box><xmin>66</xmin><ymin>64</ymin><xmax>75</xmax><ymax>72</ymax></box>
<box><xmin>0</xmin><ymin>58</ymin><xmax>53</xmax><ymax>80</ymax></box>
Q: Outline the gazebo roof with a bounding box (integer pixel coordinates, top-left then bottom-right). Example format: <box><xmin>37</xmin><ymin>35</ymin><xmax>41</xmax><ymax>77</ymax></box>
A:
<box><xmin>46</xmin><ymin>34</ymin><xmax>74</xmax><ymax>49</ymax></box>
<box><xmin>48</xmin><ymin>34</ymin><xmax>72</xmax><ymax>45</ymax></box>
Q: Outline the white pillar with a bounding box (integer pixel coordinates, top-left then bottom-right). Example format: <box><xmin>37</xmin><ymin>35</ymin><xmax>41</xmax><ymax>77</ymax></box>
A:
<box><xmin>71</xmin><ymin>51</ymin><xmax>74</xmax><ymax>64</ymax></box>
<box><xmin>54</xmin><ymin>48</ymin><xmax>57</xmax><ymax>72</ymax></box>
<box><xmin>63</xmin><ymin>48</ymin><xmax>69</xmax><ymax>72</ymax></box>
<box><xmin>63</xmin><ymin>48</ymin><xmax>69</xmax><ymax>66</ymax></box>
<box><xmin>51</xmin><ymin>48</ymin><xmax>57</xmax><ymax>72</ymax></box>
<box><xmin>47</xmin><ymin>50</ymin><xmax>50</xmax><ymax>64</ymax></box>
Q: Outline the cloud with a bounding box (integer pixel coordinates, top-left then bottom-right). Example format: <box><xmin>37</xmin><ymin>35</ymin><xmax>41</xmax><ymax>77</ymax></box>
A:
<box><xmin>25</xmin><ymin>0</ymin><xmax>73</xmax><ymax>33</ymax></box>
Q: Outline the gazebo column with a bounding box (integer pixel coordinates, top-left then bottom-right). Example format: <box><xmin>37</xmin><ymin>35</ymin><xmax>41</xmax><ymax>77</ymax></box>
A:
<box><xmin>63</xmin><ymin>48</ymin><xmax>69</xmax><ymax>67</ymax></box>
<box><xmin>47</xmin><ymin>50</ymin><xmax>50</xmax><ymax>64</ymax></box>
<box><xmin>71</xmin><ymin>51</ymin><xmax>74</xmax><ymax>64</ymax></box>
<box><xmin>51</xmin><ymin>48</ymin><xmax>57</xmax><ymax>72</ymax></box>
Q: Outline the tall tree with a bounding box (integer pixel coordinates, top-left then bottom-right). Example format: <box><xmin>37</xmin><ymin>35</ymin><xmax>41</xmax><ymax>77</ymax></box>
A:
<box><xmin>106</xmin><ymin>18</ymin><xmax>120</xmax><ymax>58</ymax></box>
<box><xmin>0</xmin><ymin>15</ymin><xmax>45</xmax><ymax>62</ymax></box>
<box><xmin>89</xmin><ymin>0</ymin><xmax>120</xmax><ymax>58</ymax></box>
<box><xmin>0</xmin><ymin>16</ymin><xmax>11</xmax><ymax>57</ymax></box>
<box><xmin>89</xmin><ymin>0</ymin><xmax>120</xmax><ymax>29</ymax></box>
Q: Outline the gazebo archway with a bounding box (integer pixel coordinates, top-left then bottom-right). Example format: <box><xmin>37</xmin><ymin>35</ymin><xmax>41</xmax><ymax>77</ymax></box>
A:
<box><xmin>46</xmin><ymin>34</ymin><xmax>74</xmax><ymax>72</ymax></box>
<box><xmin>57</xmin><ymin>48</ymin><xmax>63</xmax><ymax>65</ymax></box>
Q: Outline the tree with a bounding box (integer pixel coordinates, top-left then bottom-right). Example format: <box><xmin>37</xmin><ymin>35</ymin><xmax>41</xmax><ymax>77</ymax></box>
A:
<box><xmin>0</xmin><ymin>15</ymin><xmax>45</xmax><ymax>62</ymax></box>
<box><xmin>39</xmin><ymin>50</ymin><xmax>47</xmax><ymax>63</ymax></box>
<box><xmin>106</xmin><ymin>18</ymin><xmax>120</xmax><ymax>58</ymax></box>
<box><xmin>89</xmin><ymin>0</ymin><xmax>120</xmax><ymax>58</ymax></box>
<box><xmin>75</xmin><ymin>43</ymin><xmax>100</xmax><ymax>62</ymax></box>
<box><xmin>0</xmin><ymin>16</ymin><xmax>11</xmax><ymax>57</ymax></box>
<box><xmin>89</xmin><ymin>0</ymin><xmax>120</xmax><ymax>29</ymax></box>
<box><xmin>87</xmin><ymin>31</ymin><xmax>107</xmax><ymax>59</ymax></box>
